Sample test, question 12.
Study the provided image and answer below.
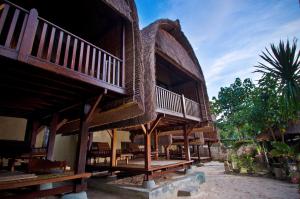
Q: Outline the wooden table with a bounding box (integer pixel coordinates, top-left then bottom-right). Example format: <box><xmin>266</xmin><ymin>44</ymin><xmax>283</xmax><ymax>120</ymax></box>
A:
<box><xmin>116</xmin><ymin>153</ymin><xmax>134</xmax><ymax>166</ymax></box>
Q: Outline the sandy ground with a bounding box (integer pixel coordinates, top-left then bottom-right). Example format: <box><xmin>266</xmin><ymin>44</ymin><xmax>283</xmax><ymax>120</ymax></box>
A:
<box><xmin>87</xmin><ymin>161</ymin><xmax>299</xmax><ymax>199</ymax></box>
<box><xmin>196</xmin><ymin>162</ymin><xmax>299</xmax><ymax>199</ymax></box>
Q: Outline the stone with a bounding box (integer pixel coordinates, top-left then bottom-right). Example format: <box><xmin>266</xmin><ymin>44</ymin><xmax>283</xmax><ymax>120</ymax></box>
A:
<box><xmin>142</xmin><ymin>180</ymin><xmax>156</xmax><ymax>189</ymax></box>
<box><xmin>61</xmin><ymin>191</ymin><xmax>88</xmax><ymax>199</ymax></box>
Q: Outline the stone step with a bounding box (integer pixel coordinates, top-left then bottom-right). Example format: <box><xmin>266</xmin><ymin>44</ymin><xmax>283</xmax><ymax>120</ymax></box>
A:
<box><xmin>177</xmin><ymin>186</ymin><xmax>200</xmax><ymax>197</ymax></box>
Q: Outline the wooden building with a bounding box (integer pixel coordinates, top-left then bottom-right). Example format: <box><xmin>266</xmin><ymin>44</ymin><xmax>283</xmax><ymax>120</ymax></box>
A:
<box><xmin>85</xmin><ymin>19</ymin><xmax>218</xmax><ymax>183</ymax></box>
<box><xmin>0</xmin><ymin>0</ymin><xmax>144</xmax><ymax>197</ymax></box>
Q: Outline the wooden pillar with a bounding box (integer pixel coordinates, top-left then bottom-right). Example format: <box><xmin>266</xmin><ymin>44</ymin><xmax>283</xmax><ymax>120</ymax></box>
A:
<box><xmin>197</xmin><ymin>145</ymin><xmax>201</xmax><ymax>162</ymax></box>
<box><xmin>154</xmin><ymin>130</ymin><xmax>159</xmax><ymax>160</ymax></box>
<box><xmin>46</xmin><ymin>114</ymin><xmax>58</xmax><ymax>160</ymax></box>
<box><xmin>208</xmin><ymin>142</ymin><xmax>212</xmax><ymax>158</ymax></box>
<box><xmin>25</xmin><ymin>120</ymin><xmax>39</xmax><ymax>148</ymax></box>
<box><xmin>110</xmin><ymin>129</ymin><xmax>118</xmax><ymax>167</ymax></box>
<box><xmin>87</xmin><ymin>133</ymin><xmax>93</xmax><ymax>151</ymax></box>
<box><xmin>183</xmin><ymin>126</ymin><xmax>191</xmax><ymax>161</ymax></box>
<box><xmin>144</xmin><ymin>128</ymin><xmax>151</xmax><ymax>171</ymax></box>
<box><xmin>75</xmin><ymin>104</ymin><xmax>89</xmax><ymax>174</ymax></box>
<box><xmin>165</xmin><ymin>146</ymin><xmax>170</xmax><ymax>160</ymax></box>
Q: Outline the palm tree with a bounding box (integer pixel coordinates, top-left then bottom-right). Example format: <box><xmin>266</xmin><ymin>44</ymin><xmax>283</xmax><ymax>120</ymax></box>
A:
<box><xmin>255</xmin><ymin>39</ymin><xmax>300</xmax><ymax>110</ymax></box>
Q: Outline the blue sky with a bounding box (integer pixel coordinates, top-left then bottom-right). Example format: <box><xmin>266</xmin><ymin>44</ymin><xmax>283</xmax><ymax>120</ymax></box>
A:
<box><xmin>135</xmin><ymin>0</ymin><xmax>300</xmax><ymax>99</ymax></box>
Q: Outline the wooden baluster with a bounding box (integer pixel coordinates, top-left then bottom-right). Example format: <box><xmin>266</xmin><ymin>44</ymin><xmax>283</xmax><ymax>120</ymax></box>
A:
<box><xmin>37</xmin><ymin>23</ymin><xmax>47</xmax><ymax>58</ymax></box>
<box><xmin>46</xmin><ymin>27</ymin><xmax>56</xmax><ymax>61</ymax></box>
<box><xmin>55</xmin><ymin>31</ymin><xmax>63</xmax><ymax>64</ymax></box>
<box><xmin>107</xmin><ymin>56</ymin><xmax>111</xmax><ymax>83</ymax></box>
<box><xmin>0</xmin><ymin>4</ymin><xmax>10</xmax><ymax>35</ymax></box>
<box><xmin>5</xmin><ymin>9</ymin><xmax>19</xmax><ymax>48</ymax></box>
<box><xmin>84</xmin><ymin>45</ymin><xmax>90</xmax><ymax>74</ymax></box>
<box><xmin>91</xmin><ymin>47</ymin><xmax>96</xmax><ymax>76</ymax></box>
<box><xmin>70</xmin><ymin>38</ymin><xmax>78</xmax><ymax>70</ymax></box>
<box><xmin>63</xmin><ymin>35</ymin><xmax>70</xmax><ymax>67</ymax></box>
<box><xmin>16</xmin><ymin>13</ymin><xmax>28</xmax><ymax>50</ymax></box>
<box><xmin>181</xmin><ymin>94</ymin><xmax>186</xmax><ymax>117</ymax></box>
<box><xmin>96</xmin><ymin>50</ymin><xmax>101</xmax><ymax>79</ymax></box>
<box><xmin>112</xmin><ymin>58</ymin><xmax>116</xmax><ymax>85</ymax></box>
<box><xmin>102</xmin><ymin>53</ymin><xmax>107</xmax><ymax>81</ymax></box>
<box><xmin>78</xmin><ymin>41</ymin><xmax>84</xmax><ymax>72</ymax></box>
<box><xmin>116</xmin><ymin>61</ymin><xmax>120</xmax><ymax>86</ymax></box>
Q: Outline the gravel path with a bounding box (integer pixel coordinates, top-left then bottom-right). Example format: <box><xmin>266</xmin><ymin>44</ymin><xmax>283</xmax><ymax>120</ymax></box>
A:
<box><xmin>196</xmin><ymin>162</ymin><xmax>299</xmax><ymax>199</ymax></box>
<box><xmin>87</xmin><ymin>161</ymin><xmax>299</xmax><ymax>199</ymax></box>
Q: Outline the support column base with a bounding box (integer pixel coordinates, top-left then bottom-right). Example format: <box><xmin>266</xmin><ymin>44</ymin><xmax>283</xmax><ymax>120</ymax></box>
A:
<box><xmin>142</xmin><ymin>180</ymin><xmax>156</xmax><ymax>189</ymax></box>
<box><xmin>185</xmin><ymin>168</ymin><xmax>193</xmax><ymax>175</ymax></box>
<box><xmin>61</xmin><ymin>191</ymin><xmax>88</xmax><ymax>199</ymax></box>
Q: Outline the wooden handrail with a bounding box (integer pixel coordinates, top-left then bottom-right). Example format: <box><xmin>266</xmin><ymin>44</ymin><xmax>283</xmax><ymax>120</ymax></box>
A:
<box><xmin>155</xmin><ymin>85</ymin><xmax>201</xmax><ymax>120</ymax></box>
<box><xmin>0</xmin><ymin>0</ymin><xmax>126</xmax><ymax>91</ymax></box>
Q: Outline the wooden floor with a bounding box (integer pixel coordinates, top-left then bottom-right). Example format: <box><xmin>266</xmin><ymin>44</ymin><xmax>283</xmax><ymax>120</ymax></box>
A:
<box><xmin>87</xmin><ymin>159</ymin><xmax>192</xmax><ymax>172</ymax></box>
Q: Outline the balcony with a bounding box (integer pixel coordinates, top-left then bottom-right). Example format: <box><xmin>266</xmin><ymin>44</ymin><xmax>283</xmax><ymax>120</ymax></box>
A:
<box><xmin>155</xmin><ymin>85</ymin><xmax>202</xmax><ymax>121</ymax></box>
<box><xmin>0</xmin><ymin>1</ymin><xmax>125</xmax><ymax>94</ymax></box>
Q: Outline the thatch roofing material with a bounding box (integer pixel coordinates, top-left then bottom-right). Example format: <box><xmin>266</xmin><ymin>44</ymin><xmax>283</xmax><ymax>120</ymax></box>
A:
<box><xmin>102</xmin><ymin>0</ymin><xmax>133</xmax><ymax>21</ymax></box>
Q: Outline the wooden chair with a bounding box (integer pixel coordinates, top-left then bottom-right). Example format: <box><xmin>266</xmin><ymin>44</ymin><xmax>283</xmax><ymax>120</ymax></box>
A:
<box><xmin>88</xmin><ymin>142</ymin><xmax>122</xmax><ymax>164</ymax></box>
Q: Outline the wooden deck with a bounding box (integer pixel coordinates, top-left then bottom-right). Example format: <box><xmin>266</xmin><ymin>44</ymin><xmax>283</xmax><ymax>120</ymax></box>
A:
<box><xmin>0</xmin><ymin>1</ymin><xmax>125</xmax><ymax>95</ymax></box>
<box><xmin>87</xmin><ymin>159</ymin><xmax>192</xmax><ymax>173</ymax></box>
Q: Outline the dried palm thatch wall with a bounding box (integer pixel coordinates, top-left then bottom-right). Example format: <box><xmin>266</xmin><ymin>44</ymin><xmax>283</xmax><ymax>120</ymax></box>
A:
<box><xmin>97</xmin><ymin>19</ymin><xmax>211</xmax><ymax>131</ymax></box>
<box><xmin>89</xmin><ymin>0</ymin><xmax>145</xmax><ymax>125</ymax></box>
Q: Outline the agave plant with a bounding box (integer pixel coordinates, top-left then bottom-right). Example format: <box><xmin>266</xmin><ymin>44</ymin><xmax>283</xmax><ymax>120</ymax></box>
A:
<box><xmin>255</xmin><ymin>39</ymin><xmax>300</xmax><ymax>110</ymax></box>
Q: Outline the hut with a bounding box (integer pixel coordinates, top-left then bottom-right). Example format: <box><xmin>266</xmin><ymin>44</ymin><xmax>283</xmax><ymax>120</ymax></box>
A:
<box><xmin>85</xmin><ymin>19</ymin><xmax>217</xmax><ymax>185</ymax></box>
<box><xmin>0</xmin><ymin>0</ymin><xmax>144</xmax><ymax>197</ymax></box>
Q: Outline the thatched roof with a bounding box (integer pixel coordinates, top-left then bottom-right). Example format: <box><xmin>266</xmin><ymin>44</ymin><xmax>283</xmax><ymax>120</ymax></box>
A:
<box><xmin>256</xmin><ymin>120</ymin><xmax>300</xmax><ymax>141</ymax></box>
<box><xmin>102</xmin><ymin>0</ymin><xmax>133</xmax><ymax>21</ymax></box>
<box><xmin>98</xmin><ymin>19</ymin><xmax>211</xmax><ymax>131</ymax></box>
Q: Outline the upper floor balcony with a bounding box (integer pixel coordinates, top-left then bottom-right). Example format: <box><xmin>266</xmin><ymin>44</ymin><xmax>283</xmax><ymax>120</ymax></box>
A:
<box><xmin>155</xmin><ymin>85</ymin><xmax>202</xmax><ymax>122</ymax></box>
<box><xmin>0</xmin><ymin>1</ymin><xmax>126</xmax><ymax>94</ymax></box>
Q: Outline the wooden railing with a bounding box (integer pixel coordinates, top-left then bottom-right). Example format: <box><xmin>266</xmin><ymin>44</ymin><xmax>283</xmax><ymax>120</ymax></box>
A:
<box><xmin>0</xmin><ymin>2</ymin><xmax>29</xmax><ymax>51</ymax></box>
<box><xmin>185</xmin><ymin>98</ymin><xmax>201</xmax><ymax>119</ymax></box>
<box><xmin>155</xmin><ymin>85</ymin><xmax>201</xmax><ymax>121</ymax></box>
<box><xmin>156</xmin><ymin>86</ymin><xmax>183</xmax><ymax>116</ymax></box>
<box><xmin>0</xmin><ymin>1</ymin><xmax>125</xmax><ymax>91</ymax></box>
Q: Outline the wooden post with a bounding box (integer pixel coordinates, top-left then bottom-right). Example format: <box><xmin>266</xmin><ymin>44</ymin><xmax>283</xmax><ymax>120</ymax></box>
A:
<box><xmin>208</xmin><ymin>142</ymin><xmax>212</xmax><ymax>158</ymax></box>
<box><xmin>181</xmin><ymin>94</ymin><xmax>186</xmax><ymax>118</ymax></box>
<box><xmin>25</xmin><ymin>120</ymin><xmax>39</xmax><ymax>148</ymax></box>
<box><xmin>18</xmin><ymin>9</ymin><xmax>38</xmax><ymax>62</ymax></box>
<box><xmin>154</xmin><ymin>130</ymin><xmax>159</xmax><ymax>160</ymax></box>
<box><xmin>144</xmin><ymin>129</ymin><xmax>151</xmax><ymax>171</ymax></box>
<box><xmin>46</xmin><ymin>114</ymin><xmax>58</xmax><ymax>160</ymax></box>
<box><xmin>87</xmin><ymin>133</ymin><xmax>93</xmax><ymax>151</ymax></box>
<box><xmin>197</xmin><ymin>145</ymin><xmax>201</xmax><ymax>162</ymax></box>
<box><xmin>75</xmin><ymin>104</ymin><xmax>89</xmax><ymax>174</ymax></box>
<box><xmin>110</xmin><ymin>129</ymin><xmax>118</xmax><ymax>167</ymax></box>
<box><xmin>183</xmin><ymin>126</ymin><xmax>191</xmax><ymax>161</ymax></box>
<box><xmin>165</xmin><ymin>146</ymin><xmax>170</xmax><ymax>160</ymax></box>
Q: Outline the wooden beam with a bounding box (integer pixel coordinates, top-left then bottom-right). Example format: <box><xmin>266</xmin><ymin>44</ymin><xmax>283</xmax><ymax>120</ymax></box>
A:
<box><xmin>110</xmin><ymin>129</ymin><xmax>118</xmax><ymax>167</ymax></box>
<box><xmin>85</xmin><ymin>92</ymin><xmax>105</xmax><ymax>122</ymax></box>
<box><xmin>141</xmin><ymin>124</ymin><xmax>147</xmax><ymax>135</ymax></box>
<box><xmin>207</xmin><ymin>142</ymin><xmax>212</xmax><ymax>158</ymax></box>
<box><xmin>75</xmin><ymin>104</ymin><xmax>89</xmax><ymax>174</ymax></box>
<box><xmin>183</xmin><ymin>125</ymin><xmax>191</xmax><ymax>161</ymax></box>
<box><xmin>148</xmin><ymin>116</ymin><xmax>162</xmax><ymax>135</ymax></box>
<box><xmin>46</xmin><ymin>113</ymin><xmax>59</xmax><ymax>160</ymax></box>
